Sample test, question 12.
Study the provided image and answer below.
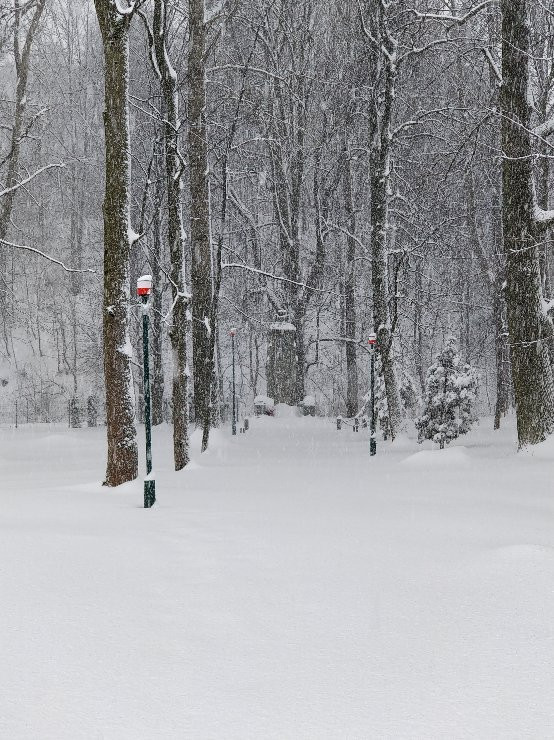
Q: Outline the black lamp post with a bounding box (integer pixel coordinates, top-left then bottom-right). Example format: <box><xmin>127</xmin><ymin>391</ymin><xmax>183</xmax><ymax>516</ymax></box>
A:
<box><xmin>230</xmin><ymin>327</ymin><xmax>237</xmax><ymax>435</ymax></box>
<box><xmin>137</xmin><ymin>275</ymin><xmax>156</xmax><ymax>507</ymax></box>
<box><xmin>368</xmin><ymin>333</ymin><xmax>377</xmax><ymax>457</ymax></box>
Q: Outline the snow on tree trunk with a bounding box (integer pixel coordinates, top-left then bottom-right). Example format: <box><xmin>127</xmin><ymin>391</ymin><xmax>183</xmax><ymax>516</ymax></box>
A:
<box><xmin>187</xmin><ymin>0</ymin><xmax>213</xmax><ymax>427</ymax></box>
<box><xmin>150</xmin><ymin>178</ymin><xmax>165</xmax><ymax>427</ymax></box>
<box><xmin>368</xmin><ymin>8</ymin><xmax>404</xmax><ymax>440</ymax></box>
<box><xmin>153</xmin><ymin>0</ymin><xmax>189</xmax><ymax>470</ymax></box>
<box><xmin>500</xmin><ymin>0</ymin><xmax>554</xmax><ymax>446</ymax></box>
<box><xmin>95</xmin><ymin>0</ymin><xmax>138</xmax><ymax>486</ymax></box>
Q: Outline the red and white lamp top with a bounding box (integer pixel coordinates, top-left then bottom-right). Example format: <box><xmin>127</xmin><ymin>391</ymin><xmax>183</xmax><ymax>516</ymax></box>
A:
<box><xmin>368</xmin><ymin>333</ymin><xmax>377</xmax><ymax>346</ymax></box>
<box><xmin>229</xmin><ymin>327</ymin><xmax>237</xmax><ymax>337</ymax></box>
<box><xmin>137</xmin><ymin>275</ymin><xmax>153</xmax><ymax>297</ymax></box>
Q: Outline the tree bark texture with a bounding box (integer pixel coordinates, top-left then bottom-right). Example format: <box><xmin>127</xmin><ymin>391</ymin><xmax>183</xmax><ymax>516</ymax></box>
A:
<box><xmin>367</xmin><ymin>3</ymin><xmax>404</xmax><ymax>438</ymax></box>
<box><xmin>343</xmin><ymin>135</ymin><xmax>359</xmax><ymax>417</ymax></box>
<box><xmin>95</xmin><ymin>0</ymin><xmax>138</xmax><ymax>485</ymax></box>
<box><xmin>500</xmin><ymin>0</ymin><xmax>554</xmax><ymax>446</ymax></box>
<box><xmin>153</xmin><ymin>0</ymin><xmax>189</xmax><ymax>470</ymax></box>
<box><xmin>267</xmin><ymin>324</ymin><xmax>297</xmax><ymax>405</ymax></box>
<box><xmin>150</xmin><ymin>185</ymin><xmax>164</xmax><ymax>427</ymax></box>
<box><xmin>187</xmin><ymin>0</ymin><xmax>213</xmax><ymax>426</ymax></box>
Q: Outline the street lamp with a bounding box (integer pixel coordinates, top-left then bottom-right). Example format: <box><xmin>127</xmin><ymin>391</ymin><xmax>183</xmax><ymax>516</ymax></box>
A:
<box><xmin>137</xmin><ymin>275</ymin><xmax>156</xmax><ymax>507</ymax></box>
<box><xmin>230</xmin><ymin>328</ymin><xmax>237</xmax><ymax>436</ymax></box>
<box><xmin>368</xmin><ymin>332</ymin><xmax>377</xmax><ymax>457</ymax></box>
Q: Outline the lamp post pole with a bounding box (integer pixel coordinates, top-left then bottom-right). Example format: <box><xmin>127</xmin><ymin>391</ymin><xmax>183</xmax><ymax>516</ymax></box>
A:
<box><xmin>230</xmin><ymin>328</ymin><xmax>237</xmax><ymax>435</ymax></box>
<box><xmin>368</xmin><ymin>333</ymin><xmax>377</xmax><ymax>457</ymax></box>
<box><xmin>138</xmin><ymin>275</ymin><xmax>156</xmax><ymax>507</ymax></box>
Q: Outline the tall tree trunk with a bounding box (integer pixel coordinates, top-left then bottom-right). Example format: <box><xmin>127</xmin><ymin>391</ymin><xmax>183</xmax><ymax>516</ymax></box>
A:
<box><xmin>500</xmin><ymin>0</ymin><xmax>554</xmax><ymax>445</ymax></box>
<box><xmin>342</xmin><ymin>135</ymin><xmax>359</xmax><ymax>417</ymax></box>
<box><xmin>150</xmin><ymin>181</ymin><xmax>164</xmax><ymax>427</ymax></box>
<box><xmin>413</xmin><ymin>255</ymin><xmax>425</xmax><ymax>392</ymax></box>
<box><xmin>266</xmin><ymin>46</ymin><xmax>308</xmax><ymax>405</ymax></box>
<box><xmin>153</xmin><ymin>0</ymin><xmax>189</xmax><ymax>469</ymax></box>
<box><xmin>493</xmin><ymin>277</ymin><xmax>509</xmax><ymax>428</ymax></box>
<box><xmin>187</xmin><ymin>0</ymin><xmax>213</xmax><ymax>426</ymax></box>
<box><xmin>367</xmin><ymin>3</ymin><xmax>404</xmax><ymax>438</ymax></box>
<box><xmin>290</xmin><ymin>101</ymin><xmax>306</xmax><ymax>404</ymax></box>
<box><xmin>491</xmin><ymin>167</ymin><xmax>510</xmax><ymax>428</ymax></box>
<box><xmin>94</xmin><ymin>0</ymin><xmax>138</xmax><ymax>485</ymax></box>
<box><xmin>466</xmin><ymin>169</ymin><xmax>510</xmax><ymax>428</ymax></box>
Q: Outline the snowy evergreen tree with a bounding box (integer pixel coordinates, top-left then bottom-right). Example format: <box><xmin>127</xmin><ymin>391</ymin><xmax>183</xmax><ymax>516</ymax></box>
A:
<box><xmin>416</xmin><ymin>340</ymin><xmax>479</xmax><ymax>449</ymax></box>
<box><xmin>399</xmin><ymin>371</ymin><xmax>419</xmax><ymax>419</ymax></box>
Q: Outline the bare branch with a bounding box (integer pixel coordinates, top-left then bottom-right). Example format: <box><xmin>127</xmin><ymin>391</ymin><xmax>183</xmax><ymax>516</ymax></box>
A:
<box><xmin>0</xmin><ymin>238</ymin><xmax>97</xmax><ymax>273</ymax></box>
<box><xmin>222</xmin><ymin>262</ymin><xmax>345</xmax><ymax>297</ymax></box>
<box><xmin>0</xmin><ymin>162</ymin><xmax>65</xmax><ymax>198</ymax></box>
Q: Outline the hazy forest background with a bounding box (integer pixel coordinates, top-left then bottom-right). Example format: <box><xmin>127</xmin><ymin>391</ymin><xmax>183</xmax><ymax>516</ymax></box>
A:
<box><xmin>1</xmin><ymin>0</ymin><xmax>554</xmax><ymax>481</ymax></box>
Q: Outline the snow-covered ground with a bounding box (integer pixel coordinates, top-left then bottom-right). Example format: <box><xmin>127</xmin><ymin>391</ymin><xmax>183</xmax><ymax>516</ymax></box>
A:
<box><xmin>1</xmin><ymin>415</ymin><xmax>553</xmax><ymax>739</ymax></box>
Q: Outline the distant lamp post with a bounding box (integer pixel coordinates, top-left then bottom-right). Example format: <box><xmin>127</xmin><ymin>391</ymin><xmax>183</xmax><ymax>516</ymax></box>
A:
<box><xmin>230</xmin><ymin>327</ymin><xmax>237</xmax><ymax>436</ymax></box>
<box><xmin>137</xmin><ymin>275</ymin><xmax>156</xmax><ymax>507</ymax></box>
<box><xmin>368</xmin><ymin>333</ymin><xmax>377</xmax><ymax>457</ymax></box>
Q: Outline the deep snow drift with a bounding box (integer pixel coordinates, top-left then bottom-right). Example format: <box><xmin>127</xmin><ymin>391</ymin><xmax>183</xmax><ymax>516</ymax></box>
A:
<box><xmin>1</xmin><ymin>416</ymin><xmax>553</xmax><ymax>739</ymax></box>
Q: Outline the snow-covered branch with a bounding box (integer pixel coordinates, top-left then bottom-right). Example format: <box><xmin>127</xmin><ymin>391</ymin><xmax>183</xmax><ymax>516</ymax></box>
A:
<box><xmin>207</xmin><ymin>65</ymin><xmax>286</xmax><ymax>82</ymax></box>
<box><xmin>114</xmin><ymin>0</ymin><xmax>136</xmax><ymax>17</ymax></box>
<box><xmin>162</xmin><ymin>289</ymin><xmax>191</xmax><ymax>324</ymax></box>
<box><xmin>222</xmin><ymin>263</ymin><xmax>344</xmax><ymax>297</ymax></box>
<box><xmin>0</xmin><ymin>238</ymin><xmax>97</xmax><ymax>273</ymax></box>
<box><xmin>533</xmin><ymin>203</ymin><xmax>554</xmax><ymax>229</ymax></box>
<box><xmin>357</xmin><ymin>0</ymin><xmax>378</xmax><ymax>48</ymax></box>
<box><xmin>482</xmin><ymin>48</ymin><xmax>502</xmax><ymax>83</ymax></box>
<box><xmin>407</xmin><ymin>1</ymin><xmax>496</xmax><ymax>26</ymax></box>
<box><xmin>0</xmin><ymin>162</ymin><xmax>65</xmax><ymax>198</ymax></box>
<box><xmin>205</xmin><ymin>0</ymin><xmax>225</xmax><ymax>25</ymax></box>
<box><xmin>534</xmin><ymin>118</ymin><xmax>554</xmax><ymax>140</ymax></box>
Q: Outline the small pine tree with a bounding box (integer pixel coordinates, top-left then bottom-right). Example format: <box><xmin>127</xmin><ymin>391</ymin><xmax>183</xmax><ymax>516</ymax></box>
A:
<box><xmin>415</xmin><ymin>339</ymin><xmax>479</xmax><ymax>448</ymax></box>
<box><xmin>87</xmin><ymin>395</ymin><xmax>99</xmax><ymax>427</ymax></box>
<box><xmin>399</xmin><ymin>371</ymin><xmax>418</xmax><ymax>418</ymax></box>
<box><xmin>69</xmin><ymin>397</ymin><xmax>82</xmax><ymax>428</ymax></box>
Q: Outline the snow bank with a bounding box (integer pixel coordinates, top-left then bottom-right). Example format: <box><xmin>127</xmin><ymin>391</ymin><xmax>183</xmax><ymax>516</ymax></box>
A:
<box><xmin>401</xmin><ymin>445</ymin><xmax>471</xmax><ymax>467</ymax></box>
<box><xmin>273</xmin><ymin>402</ymin><xmax>300</xmax><ymax>418</ymax></box>
<box><xmin>269</xmin><ymin>322</ymin><xmax>296</xmax><ymax>331</ymax></box>
<box><xmin>519</xmin><ymin>433</ymin><xmax>554</xmax><ymax>461</ymax></box>
<box><xmin>254</xmin><ymin>394</ymin><xmax>274</xmax><ymax>408</ymax></box>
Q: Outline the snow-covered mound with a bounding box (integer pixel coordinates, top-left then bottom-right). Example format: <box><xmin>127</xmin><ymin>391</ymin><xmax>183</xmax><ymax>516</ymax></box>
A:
<box><xmin>519</xmin><ymin>433</ymin><xmax>554</xmax><ymax>461</ymax></box>
<box><xmin>401</xmin><ymin>445</ymin><xmax>471</xmax><ymax>467</ymax></box>
<box><xmin>273</xmin><ymin>402</ymin><xmax>300</xmax><ymax>418</ymax></box>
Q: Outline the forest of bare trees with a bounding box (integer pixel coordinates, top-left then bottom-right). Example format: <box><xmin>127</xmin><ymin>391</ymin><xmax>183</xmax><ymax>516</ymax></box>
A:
<box><xmin>2</xmin><ymin>0</ymin><xmax>554</xmax><ymax>481</ymax></box>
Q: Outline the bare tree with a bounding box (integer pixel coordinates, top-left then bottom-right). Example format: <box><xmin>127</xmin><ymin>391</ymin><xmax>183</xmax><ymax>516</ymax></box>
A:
<box><xmin>0</xmin><ymin>0</ymin><xmax>47</xmax><ymax>355</ymax></box>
